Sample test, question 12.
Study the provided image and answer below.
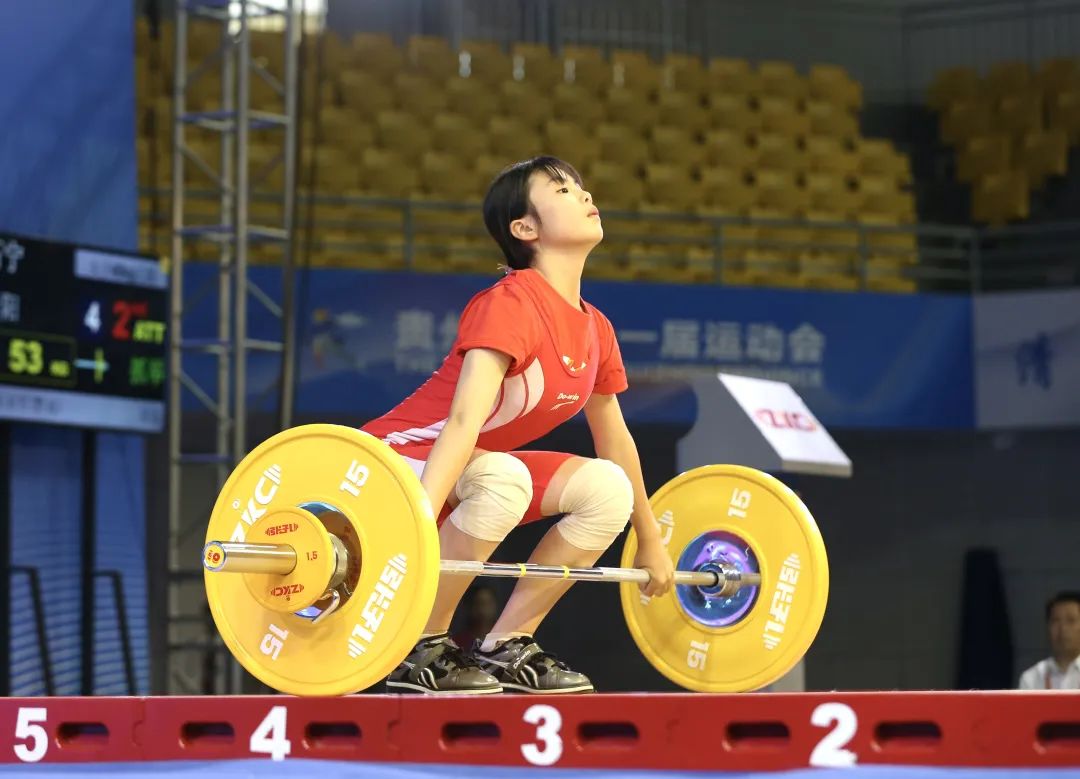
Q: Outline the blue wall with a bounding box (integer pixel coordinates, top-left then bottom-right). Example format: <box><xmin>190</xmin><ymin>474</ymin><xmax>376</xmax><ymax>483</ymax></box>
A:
<box><xmin>1</xmin><ymin>0</ymin><xmax>146</xmax><ymax>694</ymax></box>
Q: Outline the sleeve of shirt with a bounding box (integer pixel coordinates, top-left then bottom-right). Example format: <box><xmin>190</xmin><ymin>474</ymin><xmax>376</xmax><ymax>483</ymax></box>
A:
<box><xmin>592</xmin><ymin>308</ymin><xmax>628</xmax><ymax>395</ymax></box>
<box><xmin>455</xmin><ymin>284</ymin><xmax>542</xmax><ymax>376</ymax></box>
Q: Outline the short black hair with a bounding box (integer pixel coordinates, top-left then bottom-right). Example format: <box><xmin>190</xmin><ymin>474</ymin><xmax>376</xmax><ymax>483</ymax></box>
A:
<box><xmin>1045</xmin><ymin>591</ymin><xmax>1080</xmax><ymax>621</ymax></box>
<box><xmin>482</xmin><ymin>156</ymin><xmax>583</xmax><ymax>270</ymax></box>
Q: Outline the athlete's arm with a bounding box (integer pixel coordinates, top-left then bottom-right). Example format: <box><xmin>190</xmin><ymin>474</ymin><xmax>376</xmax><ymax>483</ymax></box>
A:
<box><xmin>583</xmin><ymin>392</ymin><xmax>674</xmax><ymax>596</ymax></box>
<box><xmin>420</xmin><ymin>347</ymin><xmax>511</xmax><ymax>515</ymax></box>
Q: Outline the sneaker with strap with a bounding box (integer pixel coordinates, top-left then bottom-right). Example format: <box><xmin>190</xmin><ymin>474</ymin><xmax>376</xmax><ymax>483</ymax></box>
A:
<box><xmin>385</xmin><ymin>633</ymin><xmax>502</xmax><ymax>695</ymax></box>
<box><xmin>471</xmin><ymin>636</ymin><xmax>594</xmax><ymax>694</ymax></box>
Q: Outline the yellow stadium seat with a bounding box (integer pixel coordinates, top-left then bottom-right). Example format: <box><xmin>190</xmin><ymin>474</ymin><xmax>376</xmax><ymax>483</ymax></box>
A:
<box><xmin>460</xmin><ymin>39</ymin><xmax>511</xmax><ymax>85</ymax></box>
<box><xmin>754</xmin><ymin>132</ymin><xmax>804</xmax><ymax>171</ymax></box>
<box><xmin>756</xmin><ymin>60</ymin><xmax>808</xmax><ymax>101</ymax></box>
<box><xmin>984</xmin><ymin>61</ymin><xmax>1032</xmax><ymax>103</ymax></box>
<box><xmin>606</xmin><ymin>87</ymin><xmax>660</xmax><ymax>133</ymax></box>
<box><xmin>317</xmin><ymin>106</ymin><xmax>370</xmax><ymax>147</ymax></box>
<box><xmin>662</xmin><ymin>53</ymin><xmax>708</xmax><ymax>96</ymax></box>
<box><xmin>708</xmin><ymin>94</ymin><xmax>763</xmax><ymax>134</ymax></box>
<box><xmin>553</xmin><ymin>82</ymin><xmax>606</xmax><ymax>124</ymax></box>
<box><xmin>586</xmin><ymin>161</ymin><xmax>645</xmax><ymax>210</ymax></box>
<box><xmin>1048</xmin><ymin>89</ymin><xmax>1080</xmax><ymax>142</ymax></box>
<box><xmin>595</xmin><ymin>123</ymin><xmax>650</xmax><ymax>168</ymax></box>
<box><xmin>858</xmin><ymin>189</ymin><xmax>915</xmax><ymax>223</ymax></box>
<box><xmin>753</xmin><ymin>168</ymin><xmax>809</xmax><ymax>212</ymax></box>
<box><xmin>955</xmin><ymin>134</ymin><xmax>1011</xmax><ymax>183</ymax></box>
<box><xmin>349</xmin><ymin>33</ymin><xmax>405</xmax><ymax>79</ymax></box>
<box><xmin>375</xmin><ymin>110</ymin><xmax>434</xmax><ymax>158</ymax></box>
<box><xmin>407</xmin><ymin>35</ymin><xmax>460</xmax><ymax>81</ymax></box>
<box><xmin>339</xmin><ymin>70</ymin><xmax>396</xmax><ymax>114</ymax></box>
<box><xmin>650</xmin><ymin>125</ymin><xmax>706</xmax><ymax>167</ymax></box>
<box><xmin>757</xmin><ymin>95</ymin><xmax>812</xmax><ymax>137</ymax></box>
<box><xmin>642</xmin><ymin>163</ymin><xmax>702</xmax><ymax>212</ymax></box>
<box><xmin>656</xmin><ymin>91</ymin><xmax>711</xmax><ymax>135</ymax></box>
<box><xmin>1015</xmin><ymin>127</ymin><xmax>1068</xmax><ymax>189</ymax></box>
<box><xmin>805</xmin><ymin>99</ymin><xmax>859</xmax><ymax>140</ymax></box>
<box><xmin>544</xmin><ymin>119</ymin><xmax>602</xmax><ymax>167</ymax></box>
<box><xmin>499</xmin><ymin>80</ymin><xmax>553</xmax><ymax>129</ymax></box>
<box><xmin>303</xmin><ymin>148</ymin><xmax>352</xmax><ymax>194</ymax></box>
<box><xmin>996</xmin><ymin>91</ymin><xmax>1044</xmax><ymax>137</ymax></box>
<box><xmin>928</xmin><ymin>66</ymin><xmax>981</xmax><ymax>111</ymax></box>
<box><xmin>857</xmin><ymin>139</ymin><xmax>914</xmax><ymax>186</ymax></box>
<box><xmin>561</xmin><ymin>45</ymin><xmax>612</xmax><ymax>93</ymax></box>
<box><xmin>359</xmin><ymin>148</ymin><xmax>417</xmax><ymax>198</ymax></box>
<box><xmin>940</xmin><ymin>100</ymin><xmax>993</xmax><ymax>146</ymax></box>
<box><xmin>475</xmin><ymin>153</ymin><xmax>513</xmax><ymax>180</ymax></box>
<box><xmin>393</xmin><ymin>72</ymin><xmax>450</xmax><ymax>116</ymax></box>
<box><xmin>801</xmin><ymin>210</ymin><xmax>858</xmax><ymax>289</ymax></box>
<box><xmin>611</xmin><ymin>48</ymin><xmax>662</xmax><ymax>95</ymax></box>
<box><xmin>808</xmin><ymin>64</ymin><xmax>863</xmax><ymax>112</ymax></box>
<box><xmin>703</xmin><ymin>129</ymin><xmax>757</xmax><ymax>168</ymax></box>
<box><xmin>804</xmin><ymin>171</ymin><xmax>859</xmax><ymax>215</ymax></box>
<box><xmin>707</xmin><ymin>57</ymin><xmax>757</xmax><ymax>96</ymax></box>
<box><xmin>805</xmin><ymin>135</ymin><xmax>861</xmax><ymax>177</ymax></box>
<box><xmin>444</xmin><ymin>76</ymin><xmax>501</xmax><ymax>125</ymax></box>
<box><xmin>432</xmin><ymin>113</ymin><xmax>490</xmax><ymax>159</ymax></box>
<box><xmin>742</xmin><ymin>207</ymin><xmax>805</xmax><ymax>287</ymax></box>
<box><xmin>857</xmin><ymin>213</ymin><xmax>919</xmax><ymax>266</ymax></box>
<box><xmin>489</xmin><ymin>117</ymin><xmax>542</xmax><ymax>159</ymax></box>
<box><xmin>1036</xmin><ymin>57</ymin><xmax>1080</xmax><ymax>98</ymax></box>
<box><xmin>699</xmin><ymin>167</ymin><xmax>755</xmax><ymax>215</ymax></box>
<box><xmin>510</xmin><ymin>43</ymin><xmax>564</xmax><ymax>89</ymax></box>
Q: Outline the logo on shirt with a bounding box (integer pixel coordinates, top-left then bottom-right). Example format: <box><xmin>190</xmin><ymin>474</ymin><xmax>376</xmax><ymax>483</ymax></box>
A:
<box><xmin>562</xmin><ymin>355</ymin><xmax>587</xmax><ymax>373</ymax></box>
<box><xmin>549</xmin><ymin>392</ymin><xmax>580</xmax><ymax>411</ymax></box>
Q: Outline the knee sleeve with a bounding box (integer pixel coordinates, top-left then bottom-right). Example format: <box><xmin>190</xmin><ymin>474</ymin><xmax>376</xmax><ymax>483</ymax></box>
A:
<box><xmin>555</xmin><ymin>459</ymin><xmax>634</xmax><ymax>551</ymax></box>
<box><xmin>448</xmin><ymin>452</ymin><xmax>533</xmax><ymax>542</ymax></box>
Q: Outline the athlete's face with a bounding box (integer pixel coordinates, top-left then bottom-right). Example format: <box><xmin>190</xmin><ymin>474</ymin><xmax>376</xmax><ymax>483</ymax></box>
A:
<box><xmin>511</xmin><ymin>171</ymin><xmax>602</xmax><ymax>253</ymax></box>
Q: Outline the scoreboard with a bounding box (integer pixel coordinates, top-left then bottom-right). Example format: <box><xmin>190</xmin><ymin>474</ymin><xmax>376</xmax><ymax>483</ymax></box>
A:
<box><xmin>0</xmin><ymin>232</ymin><xmax>167</xmax><ymax>433</ymax></box>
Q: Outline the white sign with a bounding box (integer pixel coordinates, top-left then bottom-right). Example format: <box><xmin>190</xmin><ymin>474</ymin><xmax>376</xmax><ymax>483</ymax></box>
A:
<box><xmin>718</xmin><ymin>373</ymin><xmax>852</xmax><ymax>477</ymax></box>
<box><xmin>974</xmin><ymin>289</ymin><xmax>1080</xmax><ymax>429</ymax></box>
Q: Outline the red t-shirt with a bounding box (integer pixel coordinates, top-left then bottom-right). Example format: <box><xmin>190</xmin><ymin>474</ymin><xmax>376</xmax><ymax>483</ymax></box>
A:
<box><xmin>362</xmin><ymin>269</ymin><xmax>627</xmax><ymax>458</ymax></box>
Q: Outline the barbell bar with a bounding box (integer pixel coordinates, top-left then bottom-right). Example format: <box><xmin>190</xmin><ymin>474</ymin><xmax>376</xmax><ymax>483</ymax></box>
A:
<box><xmin>203</xmin><ymin>539</ymin><xmax>762</xmax><ymax>594</ymax></box>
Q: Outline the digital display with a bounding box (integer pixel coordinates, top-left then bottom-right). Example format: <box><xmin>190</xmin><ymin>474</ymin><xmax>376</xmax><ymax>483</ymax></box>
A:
<box><xmin>0</xmin><ymin>232</ymin><xmax>167</xmax><ymax>433</ymax></box>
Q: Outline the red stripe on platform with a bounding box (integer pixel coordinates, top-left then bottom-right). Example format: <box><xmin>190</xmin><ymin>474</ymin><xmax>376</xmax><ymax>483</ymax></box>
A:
<box><xmin>0</xmin><ymin>692</ymin><xmax>1077</xmax><ymax>769</ymax></box>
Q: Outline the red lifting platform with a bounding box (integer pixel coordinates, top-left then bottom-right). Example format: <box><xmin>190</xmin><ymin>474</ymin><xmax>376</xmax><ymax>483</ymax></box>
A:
<box><xmin>0</xmin><ymin>692</ymin><xmax>1078</xmax><ymax>770</ymax></box>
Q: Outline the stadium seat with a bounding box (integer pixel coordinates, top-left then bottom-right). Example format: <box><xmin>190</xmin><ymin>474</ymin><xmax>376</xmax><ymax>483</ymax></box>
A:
<box><xmin>393</xmin><ymin>72</ymin><xmax>450</xmax><ymax>116</ymax></box>
<box><xmin>656</xmin><ymin>91</ymin><xmax>711</xmax><ymax>136</ymax></box>
<box><xmin>595</xmin><ymin>123</ymin><xmax>650</xmax><ymax>168</ymax></box>
<box><xmin>650</xmin><ymin>125</ymin><xmax>706</xmax><ymax>167</ymax></box>
<box><xmin>699</xmin><ymin>166</ymin><xmax>756</xmax><ymax>216</ymax></box>
<box><xmin>756</xmin><ymin>60</ymin><xmax>808</xmax><ymax>101</ymax></box>
<box><xmin>611</xmin><ymin>48</ymin><xmax>662</xmax><ymax>95</ymax></box>
<box><xmin>662</xmin><ymin>53</ymin><xmax>708</xmax><ymax>97</ymax></box>
<box><xmin>544</xmin><ymin>118</ymin><xmax>602</xmax><ymax>167</ymax></box>
<box><xmin>955</xmin><ymin>134</ymin><xmax>1012</xmax><ymax>183</ymax></box>
<box><xmin>1047</xmin><ymin>89</ymin><xmax>1080</xmax><ymax>142</ymax></box>
<box><xmin>983</xmin><ymin>61</ymin><xmax>1032</xmax><ymax>103</ymax></box>
<box><xmin>406</xmin><ymin>35</ymin><xmax>460</xmax><ymax>81</ymax></box>
<box><xmin>460</xmin><ymin>39</ymin><xmax>511</xmax><ymax>85</ymax></box>
<box><xmin>606</xmin><ymin>86</ymin><xmax>661</xmax><ymax>133</ymax></box>
<box><xmin>553</xmin><ymin>82</ymin><xmax>607</xmax><ymax>124</ymax></box>
<box><xmin>940</xmin><ymin>100</ymin><xmax>994</xmax><ymax>146</ymax></box>
<box><xmin>444</xmin><ymin>76</ymin><xmax>501</xmax><ymax>125</ymax></box>
<box><xmin>499</xmin><ymin>80</ymin><xmax>553</xmax><ymax>129</ymax></box>
<box><xmin>928</xmin><ymin>66</ymin><xmax>981</xmax><ymax>111</ymax></box>
<box><xmin>349</xmin><ymin>33</ymin><xmax>405</xmax><ymax>79</ymax></box>
<box><xmin>1015</xmin><ymin>127</ymin><xmax>1068</xmax><ymax>189</ymax></box>
<box><xmin>708</xmin><ymin>93</ymin><xmax>763</xmax><ymax>134</ymax></box>
<box><xmin>432</xmin><ymin>113</ymin><xmax>490</xmax><ymax>159</ymax></box>
<box><xmin>808</xmin><ymin>64</ymin><xmax>863</xmax><ymax>112</ymax></box>
<box><xmin>971</xmin><ymin>170</ymin><xmax>1029</xmax><ymax>225</ymax></box>
<box><xmin>375</xmin><ymin>110</ymin><xmax>434</xmax><ymax>158</ymax></box>
<box><xmin>586</xmin><ymin>160</ymin><xmax>645</xmax><ymax>210</ymax></box>
<box><xmin>510</xmin><ymin>43</ymin><xmax>564</xmax><ymax>89</ymax></box>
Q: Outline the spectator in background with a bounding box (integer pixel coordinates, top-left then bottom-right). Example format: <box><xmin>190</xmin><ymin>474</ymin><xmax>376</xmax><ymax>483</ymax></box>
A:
<box><xmin>1018</xmin><ymin>591</ymin><xmax>1080</xmax><ymax>690</ymax></box>
<box><xmin>452</xmin><ymin>584</ymin><xmax>499</xmax><ymax>651</ymax></box>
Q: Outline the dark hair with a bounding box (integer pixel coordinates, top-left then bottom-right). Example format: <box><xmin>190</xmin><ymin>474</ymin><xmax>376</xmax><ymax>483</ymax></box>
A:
<box><xmin>482</xmin><ymin>156</ymin><xmax>583</xmax><ymax>270</ymax></box>
<box><xmin>1046</xmin><ymin>591</ymin><xmax>1080</xmax><ymax>621</ymax></box>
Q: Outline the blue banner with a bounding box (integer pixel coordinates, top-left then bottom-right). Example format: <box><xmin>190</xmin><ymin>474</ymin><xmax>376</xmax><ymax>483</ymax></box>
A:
<box><xmin>181</xmin><ymin>267</ymin><xmax>973</xmax><ymax>430</ymax></box>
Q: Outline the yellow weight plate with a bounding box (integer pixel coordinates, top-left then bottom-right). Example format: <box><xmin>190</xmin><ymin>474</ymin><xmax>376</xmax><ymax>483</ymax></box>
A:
<box><xmin>243</xmin><ymin>507</ymin><xmax>337</xmax><ymax>612</ymax></box>
<box><xmin>620</xmin><ymin>465</ymin><xmax>828</xmax><ymax>693</ymax></box>
<box><xmin>204</xmin><ymin>424</ymin><xmax>439</xmax><ymax>696</ymax></box>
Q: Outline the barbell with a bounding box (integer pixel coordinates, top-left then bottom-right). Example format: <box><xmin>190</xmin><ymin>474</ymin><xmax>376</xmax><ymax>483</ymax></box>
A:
<box><xmin>202</xmin><ymin>424</ymin><xmax>829</xmax><ymax>696</ymax></box>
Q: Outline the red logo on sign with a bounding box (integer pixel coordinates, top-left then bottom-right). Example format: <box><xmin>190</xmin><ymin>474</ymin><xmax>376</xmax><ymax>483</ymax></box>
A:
<box><xmin>270</xmin><ymin>584</ymin><xmax>304</xmax><ymax>599</ymax></box>
<box><xmin>755</xmin><ymin>409</ymin><xmax>818</xmax><ymax>432</ymax></box>
<box><xmin>265</xmin><ymin>523</ymin><xmax>298</xmax><ymax>537</ymax></box>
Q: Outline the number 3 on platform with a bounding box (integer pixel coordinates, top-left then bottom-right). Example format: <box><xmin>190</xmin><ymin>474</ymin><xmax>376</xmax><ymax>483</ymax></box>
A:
<box><xmin>521</xmin><ymin>704</ymin><xmax>563</xmax><ymax>766</ymax></box>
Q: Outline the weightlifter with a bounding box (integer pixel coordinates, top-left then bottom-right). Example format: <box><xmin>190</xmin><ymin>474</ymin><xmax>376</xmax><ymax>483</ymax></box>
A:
<box><xmin>361</xmin><ymin>157</ymin><xmax>675</xmax><ymax>694</ymax></box>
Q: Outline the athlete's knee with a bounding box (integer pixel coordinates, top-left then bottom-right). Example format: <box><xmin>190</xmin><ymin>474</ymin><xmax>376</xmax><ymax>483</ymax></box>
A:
<box><xmin>449</xmin><ymin>452</ymin><xmax>533</xmax><ymax>542</ymax></box>
<box><xmin>555</xmin><ymin>458</ymin><xmax>634</xmax><ymax>551</ymax></box>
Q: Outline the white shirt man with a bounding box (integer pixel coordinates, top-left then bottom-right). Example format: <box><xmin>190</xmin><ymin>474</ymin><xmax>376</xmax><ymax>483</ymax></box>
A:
<box><xmin>1018</xmin><ymin>592</ymin><xmax>1080</xmax><ymax>691</ymax></box>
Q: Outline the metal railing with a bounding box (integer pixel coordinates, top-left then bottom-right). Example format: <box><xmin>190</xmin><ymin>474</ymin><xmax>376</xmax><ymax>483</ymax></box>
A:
<box><xmin>139</xmin><ymin>188</ymin><xmax>1080</xmax><ymax>293</ymax></box>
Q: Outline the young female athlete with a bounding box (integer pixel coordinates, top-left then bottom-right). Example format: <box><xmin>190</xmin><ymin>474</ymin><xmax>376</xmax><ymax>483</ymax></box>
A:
<box><xmin>361</xmin><ymin>157</ymin><xmax>675</xmax><ymax>694</ymax></box>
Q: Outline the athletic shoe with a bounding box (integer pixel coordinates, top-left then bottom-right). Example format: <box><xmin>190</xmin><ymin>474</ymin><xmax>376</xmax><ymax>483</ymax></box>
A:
<box><xmin>471</xmin><ymin>636</ymin><xmax>594</xmax><ymax>694</ymax></box>
<box><xmin>385</xmin><ymin>633</ymin><xmax>502</xmax><ymax>695</ymax></box>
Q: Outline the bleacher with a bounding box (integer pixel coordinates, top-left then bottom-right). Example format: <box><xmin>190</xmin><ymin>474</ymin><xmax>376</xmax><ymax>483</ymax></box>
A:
<box><xmin>136</xmin><ymin>20</ymin><xmax>921</xmax><ymax>292</ymax></box>
<box><xmin>929</xmin><ymin>58</ymin><xmax>1080</xmax><ymax>225</ymax></box>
